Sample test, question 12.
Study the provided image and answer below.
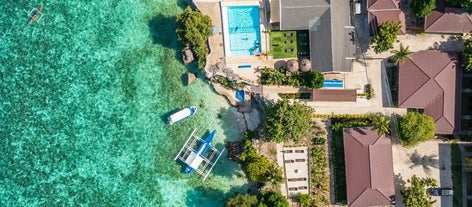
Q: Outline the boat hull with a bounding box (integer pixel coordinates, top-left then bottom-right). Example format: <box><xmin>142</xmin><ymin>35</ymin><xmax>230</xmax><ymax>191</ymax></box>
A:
<box><xmin>168</xmin><ymin>106</ymin><xmax>197</xmax><ymax>125</ymax></box>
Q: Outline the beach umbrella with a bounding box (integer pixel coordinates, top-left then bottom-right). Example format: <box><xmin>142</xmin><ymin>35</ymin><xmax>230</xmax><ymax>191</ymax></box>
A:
<box><xmin>274</xmin><ymin>60</ymin><xmax>287</xmax><ymax>70</ymax></box>
<box><xmin>287</xmin><ymin>59</ymin><xmax>299</xmax><ymax>73</ymax></box>
<box><xmin>299</xmin><ymin>59</ymin><xmax>312</xmax><ymax>72</ymax></box>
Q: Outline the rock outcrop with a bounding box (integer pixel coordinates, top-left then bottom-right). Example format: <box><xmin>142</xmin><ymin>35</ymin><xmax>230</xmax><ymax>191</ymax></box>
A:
<box><xmin>182</xmin><ymin>48</ymin><xmax>194</xmax><ymax>65</ymax></box>
<box><xmin>187</xmin><ymin>72</ymin><xmax>196</xmax><ymax>85</ymax></box>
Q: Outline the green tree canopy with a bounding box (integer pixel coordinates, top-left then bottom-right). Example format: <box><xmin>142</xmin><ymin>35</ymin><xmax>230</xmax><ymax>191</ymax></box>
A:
<box><xmin>411</xmin><ymin>0</ymin><xmax>436</xmax><ymax>17</ymax></box>
<box><xmin>370</xmin><ymin>114</ymin><xmax>391</xmax><ymax>135</ymax></box>
<box><xmin>463</xmin><ymin>38</ymin><xmax>472</xmax><ymax>72</ymax></box>
<box><xmin>400</xmin><ymin>175</ymin><xmax>437</xmax><ymax>207</ymax></box>
<box><xmin>225</xmin><ymin>194</ymin><xmax>259</xmax><ymax>207</ymax></box>
<box><xmin>263</xmin><ymin>100</ymin><xmax>314</xmax><ymax>142</ymax></box>
<box><xmin>372</xmin><ymin>21</ymin><xmax>401</xmax><ymax>54</ymax></box>
<box><xmin>176</xmin><ymin>6</ymin><xmax>212</xmax><ymax>69</ymax></box>
<box><xmin>257</xmin><ymin>191</ymin><xmax>289</xmax><ymax>207</ymax></box>
<box><xmin>304</xmin><ymin>71</ymin><xmax>324</xmax><ymax>89</ymax></box>
<box><xmin>390</xmin><ymin>43</ymin><xmax>412</xmax><ymax>65</ymax></box>
<box><xmin>295</xmin><ymin>194</ymin><xmax>311</xmax><ymax>207</ymax></box>
<box><xmin>398</xmin><ymin>111</ymin><xmax>435</xmax><ymax>146</ymax></box>
<box><xmin>240</xmin><ymin>131</ymin><xmax>284</xmax><ymax>184</ymax></box>
<box><xmin>225</xmin><ymin>191</ymin><xmax>289</xmax><ymax>207</ymax></box>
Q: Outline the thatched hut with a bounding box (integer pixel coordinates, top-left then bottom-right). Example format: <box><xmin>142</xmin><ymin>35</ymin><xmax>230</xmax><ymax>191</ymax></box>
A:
<box><xmin>299</xmin><ymin>59</ymin><xmax>312</xmax><ymax>72</ymax></box>
<box><xmin>274</xmin><ymin>60</ymin><xmax>287</xmax><ymax>70</ymax></box>
<box><xmin>287</xmin><ymin>59</ymin><xmax>299</xmax><ymax>73</ymax></box>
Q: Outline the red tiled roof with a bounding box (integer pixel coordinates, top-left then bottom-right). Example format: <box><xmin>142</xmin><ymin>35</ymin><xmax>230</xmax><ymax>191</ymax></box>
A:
<box><xmin>367</xmin><ymin>0</ymin><xmax>406</xmax><ymax>34</ymax></box>
<box><xmin>398</xmin><ymin>50</ymin><xmax>461</xmax><ymax>134</ymax></box>
<box><xmin>425</xmin><ymin>7</ymin><xmax>472</xmax><ymax>34</ymax></box>
<box><xmin>368</xmin><ymin>0</ymin><xmax>399</xmax><ymax>10</ymax></box>
<box><xmin>311</xmin><ymin>89</ymin><xmax>357</xmax><ymax>102</ymax></box>
<box><xmin>343</xmin><ymin>127</ymin><xmax>395</xmax><ymax>207</ymax></box>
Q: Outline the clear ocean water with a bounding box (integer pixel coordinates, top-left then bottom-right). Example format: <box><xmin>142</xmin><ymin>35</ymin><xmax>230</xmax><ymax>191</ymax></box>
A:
<box><xmin>0</xmin><ymin>1</ymin><xmax>249</xmax><ymax>206</ymax></box>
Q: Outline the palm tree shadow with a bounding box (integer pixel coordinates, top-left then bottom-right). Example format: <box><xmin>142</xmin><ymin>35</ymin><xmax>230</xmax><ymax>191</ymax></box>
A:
<box><xmin>408</xmin><ymin>150</ymin><xmax>440</xmax><ymax>175</ymax></box>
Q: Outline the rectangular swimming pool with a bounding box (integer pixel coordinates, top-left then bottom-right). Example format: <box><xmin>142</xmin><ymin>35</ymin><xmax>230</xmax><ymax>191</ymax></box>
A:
<box><xmin>323</xmin><ymin>79</ymin><xmax>344</xmax><ymax>88</ymax></box>
<box><xmin>222</xmin><ymin>5</ymin><xmax>261</xmax><ymax>56</ymax></box>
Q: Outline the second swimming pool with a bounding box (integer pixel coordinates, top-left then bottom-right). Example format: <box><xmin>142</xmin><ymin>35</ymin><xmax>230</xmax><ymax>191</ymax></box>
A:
<box><xmin>323</xmin><ymin>79</ymin><xmax>344</xmax><ymax>88</ymax></box>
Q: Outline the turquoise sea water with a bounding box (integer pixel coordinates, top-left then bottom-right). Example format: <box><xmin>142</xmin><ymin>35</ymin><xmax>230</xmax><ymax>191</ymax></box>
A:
<box><xmin>0</xmin><ymin>1</ymin><xmax>249</xmax><ymax>206</ymax></box>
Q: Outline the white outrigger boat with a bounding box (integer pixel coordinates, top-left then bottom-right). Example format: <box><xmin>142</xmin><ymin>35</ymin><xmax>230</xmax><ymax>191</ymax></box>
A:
<box><xmin>174</xmin><ymin>129</ymin><xmax>225</xmax><ymax>180</ymax></box>
<box><xmin>28</xmin><ymin>5</ymin><xmax>44</xmax><ymax>24</ymax></box>
<box><xmin>168</xmin><ymin>106</ymin><xmax>197</xmax><ymax>125</ymax></box>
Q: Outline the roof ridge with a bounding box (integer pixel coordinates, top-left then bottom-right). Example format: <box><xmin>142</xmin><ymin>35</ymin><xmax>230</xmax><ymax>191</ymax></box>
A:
<box><xmin>350</xmin><ymin>188</ymin><xmax>369</xmax><ymax>206</ymax></box>
<box><xmin>368</xmin><ymin>145</ymin><xmax>374</xmax><ymax>188</ymax></box>
<box><xmin>399</xmin><ymin>59</ymin><xmax>429</xmax><ymax>106</ymax></box>
<box><xmin>425</xmin><ymin>11</ymin><xmax>444</xmax><ymax>30</ymax></box>
<box><xmin>368</xmin><ymin>8</ymin><xmax>400</xmax><ymax>11</ymax></box>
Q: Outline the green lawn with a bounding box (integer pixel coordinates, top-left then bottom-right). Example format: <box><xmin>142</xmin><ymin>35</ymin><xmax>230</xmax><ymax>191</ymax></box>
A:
<box><xmin>269</xmin><ymin>31</ymin><xmax>310</xmax><ymax>59</ymax></box>
<box><xmin>451</xmin><ymin>143</ymin><xmax>463</xmax><ymax>207</ymax></box>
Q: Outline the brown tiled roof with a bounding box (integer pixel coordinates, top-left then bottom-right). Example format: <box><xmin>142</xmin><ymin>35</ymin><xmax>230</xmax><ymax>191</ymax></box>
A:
<box><xmin>343</xmin><ymin>127</ymin><xmax>395</xmax><ymax>207</ymax></box>
<box><xmin>367</xmin><ymin>0</ymin><xmax>406</xmax><ymax>34</ymax></box>
<box><xmin>425</xmin><ymin>7</ymin><xmax>472</xmax><ymax>34</ymax></box>
<box><xmin>311</xmin><ymin>89</ymin><xmax>356</xmax><ymax>102</ymax></box>
<box><xmin>398</xmin><ymin>50</ymin><xmax>461</xmax><ymax>134</ymax></box>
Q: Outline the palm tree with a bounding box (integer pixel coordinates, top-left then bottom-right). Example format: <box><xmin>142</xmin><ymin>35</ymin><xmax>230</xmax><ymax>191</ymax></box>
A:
<box><xmin>390</xmin><ymin>43</ymin><xmax>412</xmax><ymax>65</ymax></box>
<box><xmin>370</xmin><ymin>114</ymin><xmax>391</xmax><ymax>135</ymax></box>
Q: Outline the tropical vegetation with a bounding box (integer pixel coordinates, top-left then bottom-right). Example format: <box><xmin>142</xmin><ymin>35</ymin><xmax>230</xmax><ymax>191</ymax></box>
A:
<box><xmin>239</xmin><ymin>131</ymin><xmax>284</xmax><ymax>185</ymax></box>
<box><xmin>390</xmin><ymin>43</ymin><xmax>412</xmax><ymax>65</ymax></box>
<box><xmin>263</xmin><ymin>100</ymin><xmax>315</xmax><ymax>142</ymax></box>
<box><xmin>225</xmin><ymin>191</ymin><xmax>288</xmax><ymax>207</ymax></box>
<box><xmin>295</xmin><ymin>194</ymin><xmax>311</xmax><ymax>207</ymax></box>
<box><xmin>398</xmin><ymin>111</ymin><xmax>435</xmax><ymax>146</ymax></box>
<box><xmin>372</xmin><ymin>21</ymin><xmax>401</xmax><ymax>54</ymax></box>
<box><xmin>260</xmin><ymin>67</ymin><xmax>324</xmax><ymax>89</ymax></box>
<box><xmin>176</xmin><ymin>6</ymin><xmax>213</xmax><ymax>70</ymax></box>
<box><xmin>370</xmin><ymin>114</ymin><xmax>391</xmax><ymax>135</ymax></box>
<box><xmin>463</xmin><ymin>37</ymin><xmax>472</xmax><ymax>72</ymax></box>
<box><xmin>411</xmin><ymin>0</ymin><xmax>436</xmax><ymax>17</ymax></box>
<box><xmin>400</xmin><ymin>175</ymin><xmax>437</xmax><ymax>207</ymax></box>
<box><xmin>309</xmin><ymin>135</ymin><xmax>330</xmax><ymax>206</ymax></box>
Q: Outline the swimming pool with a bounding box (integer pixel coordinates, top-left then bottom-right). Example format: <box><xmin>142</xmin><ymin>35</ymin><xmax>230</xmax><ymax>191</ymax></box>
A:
<box><xmin>323</xmin><ymin>79</ymin><xmax>344</xmax><ymax>88</ymax></box>
<box><xmin>222</xmin><ymin>6</ymin><xmax>261</xmax><ymax>56</ymax></box>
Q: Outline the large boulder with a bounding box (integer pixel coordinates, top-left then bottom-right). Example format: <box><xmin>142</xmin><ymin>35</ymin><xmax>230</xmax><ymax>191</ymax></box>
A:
<box><xmin>182</xmin><ymin>48</ymin><xmax>194</xmax><ymax>65</ymax></box>
<box><xmin>187</xmin><ymin>72</ymin><xmax>196</xmax><ymax>85</ymax></box>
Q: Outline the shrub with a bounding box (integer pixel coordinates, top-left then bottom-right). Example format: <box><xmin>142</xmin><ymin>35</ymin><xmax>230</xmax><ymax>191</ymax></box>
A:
<box><xmin>263</xmin><ymin>100</ymin><xmax>314</xmax><ymax>142</ymax></box>
<box><xmin>398</xmin><ymin>111</ymin><xmax>435</xmax><ymax>146</ymax></box>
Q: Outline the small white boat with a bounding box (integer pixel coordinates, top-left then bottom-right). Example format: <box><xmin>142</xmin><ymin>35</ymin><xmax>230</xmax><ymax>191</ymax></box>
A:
<box><xmin>168</xmin><ymin>106</ymin><xmax>197</xmax><ymax>125</ymax></box>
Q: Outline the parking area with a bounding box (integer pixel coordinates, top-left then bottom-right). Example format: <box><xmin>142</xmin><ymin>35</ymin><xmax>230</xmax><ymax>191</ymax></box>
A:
<box><xmin>392</xmin><ymin>140</ymin><xmax>452</xmax><ymax>207</ymax></box>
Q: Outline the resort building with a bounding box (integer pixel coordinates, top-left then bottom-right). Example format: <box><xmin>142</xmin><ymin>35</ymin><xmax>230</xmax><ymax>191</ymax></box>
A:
<box><xmin>269</xmin><ymin>0</ymin><xmax>357</xmax><ymax>73</ymax></box>
<box><xmin>367</xmin><ymin>0</ymin><xmax>406</xmax><ymax>35</ymax></box>
<box><xmin>343</xmin><ymin>127</ymin><xmax>395</xmax><ymax>207</ymax></box>
<box><xmin>398</xmin><ymin>50</ymin><xmax>461</xmax><ymax>135</ymax></box>
<box><xmin>424</xmin><ymin>0</ymin><xmax>472</xmax><ymax>34</ymax></box>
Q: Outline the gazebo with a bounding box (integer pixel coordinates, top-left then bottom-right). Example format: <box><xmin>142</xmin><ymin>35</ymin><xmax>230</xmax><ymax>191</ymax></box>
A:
<box><xmin>287</xmin><ymin>59</ymin><xmax>299</xmax><ymax>73</ymax></box>
<box><xmin>299</xmin><ymin>59</ymin><xmax>312</xmax><ymax>72</ymax></box>
<box><xmin>274</xmin><ymin>60</ymin><xmax>287</xmax><ymax>70</ymax></box>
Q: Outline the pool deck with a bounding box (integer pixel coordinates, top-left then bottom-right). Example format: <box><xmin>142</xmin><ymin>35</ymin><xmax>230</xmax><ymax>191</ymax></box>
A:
<box><xmin>195</xmin><ymin>0</ymin><xmax>271</xmax><ymax>83</ymax></box>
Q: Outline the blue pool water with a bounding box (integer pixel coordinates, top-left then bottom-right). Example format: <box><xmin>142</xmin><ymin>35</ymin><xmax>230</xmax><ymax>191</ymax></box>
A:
<box><xmin>226</xmin><ymin>6</ymin><xmax>261</xmax><ymax>56</ymax></box>
<box><xmin>323</xmin><ymin>79</ymin><xmax>344</xmax><ymax>88</ymax></box>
